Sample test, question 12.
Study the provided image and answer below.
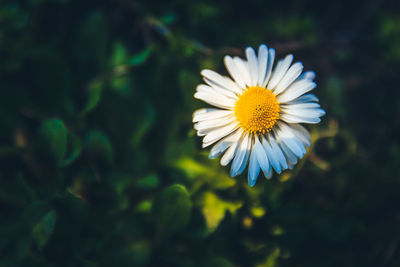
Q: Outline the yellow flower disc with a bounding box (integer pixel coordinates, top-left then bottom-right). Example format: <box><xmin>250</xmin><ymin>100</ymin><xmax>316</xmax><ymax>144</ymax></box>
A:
<box><xmin>234</xmin><ymin>86</ymin><xmax>280</xmax><ymax>134</ymax></box>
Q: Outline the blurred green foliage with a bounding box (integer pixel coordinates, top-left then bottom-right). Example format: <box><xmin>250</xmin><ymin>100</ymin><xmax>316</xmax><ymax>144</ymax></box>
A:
<box><xmin>0</xmin><ymin>0</ymin><xmax>400</xmax><ymax>266</ymax></box>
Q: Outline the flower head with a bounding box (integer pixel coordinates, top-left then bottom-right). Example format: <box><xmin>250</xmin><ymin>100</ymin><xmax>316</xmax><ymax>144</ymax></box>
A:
<box><xmin>193</xmin><ymin>44</ymin><xmax>325</xmax><ymax>186</ymax></box>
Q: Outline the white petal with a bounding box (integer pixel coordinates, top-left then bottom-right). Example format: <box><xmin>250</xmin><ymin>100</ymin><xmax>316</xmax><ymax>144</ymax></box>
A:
<box><xmin>199</xmin><ymin>81</ymin><xmax>238</xmax><ymax>101</ymax></box>
<box><xmin>286</xmin><ymin>93</ymin><xmax>319</xmax><ymax>104</ymax></box>
<box><xmin>194</xmin><ymin>114</ymin><xmax>235</xmax><ymax>131</ymax></box>
<box><xmin>297</xmin><ymin>71</ymin><xmax>315</xmax><ymax>81</ymax></box>
<box><xmin>201</xmin><ymin>69</ymin><xmax>242</xmax><ymax>95</ymax></box>
<box><xmin>267</xmin><ymin>54</ymin><xmax>293</xmax><ymax>90</ymax></box>
<box><xmin>248</xmin><ymin>146</ymin><xmax>261</xmax><ymax>187</ymax></box>
<box><xmin>261</xmin><ymin>135</ymin><xmax>282</xmax><ymax>174</ymax></box>
<box><xmin>253</xmin><ymin>137</ymin><xmax>270</xmax><ymax>177</ymax></box>
<box><xmin>257</xmin><ymin>45</ymin><xmax>268</xmax><ymax>86</ymax></box>
<box><xmin>281</xmin><ymin>107</ymin><xmax>325</xmax><ymax>118</ymax></box>
<box><xmin>261</xmin><ymin>48</ymin><xmax>275</xmax><ymax>87</ymax></box>
<box><xmin>276</xmin><ymin>137</ymin><xmax>298</xmax><ymax>166</ymax></box>
<box><xmin>278</xmin><ymin>122</ymin><xmax>307</xmax><ymax>154</ymax></box>
<box><xmin>233</xmin><ymin>57</ymin><xmax>252</xmax><ymax>87</ymax></box>
<box><xmin>194</xmin><ymin>90</ymin><xmax>235</xmax><ymax>110</ymax></box>
<box><xmin>268</xmin><ymin>134</ymin><xmax>289</xmax><ymax>171</ymax></box>
<box><xmin>224</xmin><ymin>56</ymin><xmax>246</xmax><ymax>89</ymax></box>
<box><xmin>281</xmin><ymin>102</ymin><xmax>321</xmax><ymax>109</ymax></box>
<box><xmin>291</xmin><ymin>123</ymin><xmax>311</xmax><ymax>140</ymax></box>
<box><xmin>222</xmin><ymin>76</ymin><xmax>244</xmax><ymax>94</ymax></box>
<box><xmin>275</xmin><ymin>123</ymin><xmax>306</xmax><ymax>158</ymax></box>
<box><xmin>202</xmin><ymin>121</ymin><xmax>239</xmax><ymax>147</ymax></box>
<box><xmin>276</xmin><ymin>80</ymin><xmax>317</xmax><ymax>103</ymax></box>
<box><xmin>193</xmin><ymin>108</ymin><xmax>213</xmax><ymax>122</ymax></box>
<box><xmin>280</xmin><ymin>113</ymin><xmax>321</xmax><ymax>124</ymax></box>
<box><xmin>273</xmin><ymin>62</ymin><xmax>303</xmax><ymax>95</ymax></box>
<box><xmin>201</xmin><ymin>69</ymin><xmax>230</xmax><ymax>89</ymax></box>
<box><xmin>288</xmin><ymin>124</ymin><xmax>311</xmax><ymax>147</ymax></box>
<box><xmin>237</xmin><ymin>136</ymin><xmax>252</xmax><ymax>176</ymax></box>
<box><xmin>230</xmin><ymin>133</ymin><xmax>251</xmax><ymax>177</ymax></box>
<box><xmin>245</xmin><ymin>47</ymin><xmax>258</xmax><ymax>86</ymax></box>
<box><xmin>287</xmin><ymin>161</ymin><xmax>296</xmax><ymax>170</ymax></box>
<box><xmin>209</xmin><ymin>129</ymin><xmax>242</xmax><ymax>159</ymax></box>
<box><xmin>193</xmin><ymin>108</ymin><xmax>233</xmax><ymax>123</ymax></box>
<box><xmin>221</xmin><ymin>139</ymin><xmax>239</xmax><ymax>166</ymax></box>
<box><xmin>196</xmin><ymin>130</ymin><xmax>207</xmax><ymax>136</ymax></box>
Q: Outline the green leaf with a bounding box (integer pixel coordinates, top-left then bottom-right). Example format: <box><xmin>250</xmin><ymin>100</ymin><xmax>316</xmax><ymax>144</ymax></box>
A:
<box><xmin>110</xmin><ymin>75</ymin><xmax>131</xmax><ymax>96</ymax></box>
<box><xmin>111</xmin><ymin>241</ymin><xmax>151</xmax><ymax>267</ymax></box>
<box><xmin>161</xmin><ymin>13</ymin><xmax>176</xmax><ymax>24</ymax></box>
<box><xmin>32</xmin><ymin>209</ymin><xmax>56</xmax><ymax>250</ymax></box>
<box><xmin>80</xmin><ymin>80</ymin><xmax>103</xmax><ymax>116</ymax></box>
<box><xmin>128</xmin><ymin>46</ymin><xmax>153</xmax><ymax>66</ymax></box>
<box><xmin>39</xmin><ymin>119</ymin><xmax>68</xmax><ymax>165</ymax></box>
<box><xmin>256</xmin><ymin>247</ymin><xmax>281</xmax><ymax>267</ymax></box>
<box><xmin>136</xmin><ymin>200</ymin><xmax>152</xmax><ymax>213</ymax></box>
<box><xmin>21</xmin><ymin>201</ymin><xmax>51</xmax><ymax>230</ymax></box>
<box><xmin>201</xmin><ymin>192</ymin><xmax>242</xmax><ymax>232</ymax></box>
<box><xmin>110</xmin><ymin>42</ymin><xmax>128</xmax><ymax>67</ymax></box>
<box><xmin>85</xmin><ymin>130</ymin><xmax>113</xmax><ymax>164</ymax></box>
<box><xmin>129</xmin><ymin>104</ymin><xmax>156</xmax><ymax>148</ymax></box>
<box><xmin>75</xmin><ymin>11</ymin><xmax>108</xmax><ymax>75</ymax></box>
<box><xmin>251</xmin><ymin>206</ymin><xmax>266</xmax><ymax>218</ymax></box>
<box><xmin>174</xmin><ymin>157</ymin><xmax>236</xmax><ymax>190</ymax></box>
<box><xmin>61</xmin><ymin>132</ymin><xmax>82</xmax><ymax>167</ymax></box>
<box><xmin>135</xmin><ymin>173</ymin><xmax>159</xmax><ymax>190</ymax></box>
<box><xmin>154</xmin><ymin>184</ymin><xmax>192</xmax><ymax>239</ymax></box>
<box><xmin>206</xmin><ymin>257</ymin><xmax>234</xmax><ymax>267</ymax></box>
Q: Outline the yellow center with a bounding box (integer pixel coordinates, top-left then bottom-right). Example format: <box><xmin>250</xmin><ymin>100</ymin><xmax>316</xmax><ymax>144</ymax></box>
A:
<box><xmin>234</xmin><ymin>86</ymin><xmax>280</xmax><ymax>134</ymax></box>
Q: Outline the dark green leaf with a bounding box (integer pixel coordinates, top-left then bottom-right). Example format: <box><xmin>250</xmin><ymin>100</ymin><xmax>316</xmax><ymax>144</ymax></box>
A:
<box><xmin>80</xmin><ymin>80</ymin><xmax>103</xmax><ymax>116</ymax></box>
<box><xmin>154</xmin><ymin>184</ymin><xmax>192</xmax><ymax>239</ymax></box>
<box><xmin>85</xmin><ymin>130</ymin><xmax>113</xmax><ymax>164</ymax></box>
<box><xmin>129</xmin><ymin>104</ymin><xmax>156</xmax><ymax>148</ymax></box>
<box><xmin>39</xmin><ymin>119</ymin><xmax>68</xmax><ymax>165</ymax></box>
<box><xmin>110</xmin><ymin>42</ymin><xmax>128</xmax><ymax>67</ymax></box>
<box><xmin>206</xmin><ymin>257</ymin><xmax>234</xmax><ymax>267</ymax></box>
<box><xmin>128</xmin><ymin>46</ymin><xmax>153</xmax><ymax>66</ymax></box>
<box><xmin>32</xmin><ymin>209</ymin><xmax>56</xmax><ymax>250</ymax></box>
<box><xmin>110</xmin><ymin>241</ymin><xmax>151</xmax><ymax>267</ymax></box>
<box><xmin>61</xmin><ymin>132</ymin><xmax>83</xmax><ymax>167</ymax></box>
<box><xmin>135</xmin><ymin>173</ymin><xmax>159</xmax><ymax>190</ymax></box>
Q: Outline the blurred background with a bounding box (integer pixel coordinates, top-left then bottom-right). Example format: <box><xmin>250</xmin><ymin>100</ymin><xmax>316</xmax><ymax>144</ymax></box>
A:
<box><xmin>1</xmin><ymin>0</ymin><xmax>400</xmax><ymax>266</ymax></box>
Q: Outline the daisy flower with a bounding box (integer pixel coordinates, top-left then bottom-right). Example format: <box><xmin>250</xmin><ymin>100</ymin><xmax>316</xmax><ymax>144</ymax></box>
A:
<box><xmin>192</xmin><ymin>44</ymin><xmax>325</xmax><ymax>187</ymax></box>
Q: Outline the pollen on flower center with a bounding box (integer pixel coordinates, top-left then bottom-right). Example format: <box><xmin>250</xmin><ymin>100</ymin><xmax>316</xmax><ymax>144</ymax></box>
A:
<box><xmin>234</xmin><ymin>86</ymin><xmax>280</xmax><ymax>134</ymax></box>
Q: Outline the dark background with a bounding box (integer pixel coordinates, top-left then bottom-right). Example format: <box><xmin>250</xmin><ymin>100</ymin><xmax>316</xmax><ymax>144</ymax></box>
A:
<box><xmin>1</xmin><ymin>0</ymin><xmax>400</xmax><ymax>266</ymax></box>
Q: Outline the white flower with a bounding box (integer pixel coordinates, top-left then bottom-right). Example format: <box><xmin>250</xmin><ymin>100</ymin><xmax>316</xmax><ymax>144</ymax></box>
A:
<box><xmin>193</xmin><ymin>44</ymin><xmax>325</xmax><ymax>187</ymax></box>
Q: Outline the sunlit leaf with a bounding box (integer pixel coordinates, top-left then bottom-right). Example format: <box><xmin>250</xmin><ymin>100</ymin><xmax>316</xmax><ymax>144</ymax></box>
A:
<box><xmin>251</xmin><ymin>206</ymin><xmax>266</xmax><ymax>218</ymax></box>
<box><xmin>136</xmin><ymin>200</ymin><xmax>152</xmax><ymax>213</ymax></box>
<box><xmin>201</xmin><ymin>192</ymin><xmax>242</xmax><ymax>232</ymax></box>
<box><xmin>135</xmin><ymin>173</ymin><xmax>159</xmax><ymax>190</ymax></box>
<box><xmin>174</xmin><ymin>157</ymin><xmax>236</xmax><ymax>190</ymax></box>
<box><xmin>256</xmin><ymin>247</ymin><xmax>280</xmax><ymax>267</ymax></box>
